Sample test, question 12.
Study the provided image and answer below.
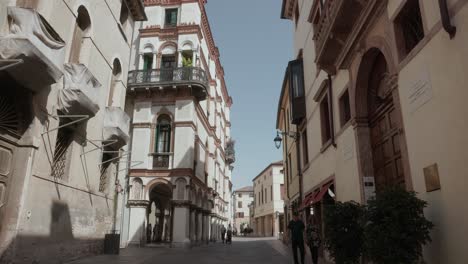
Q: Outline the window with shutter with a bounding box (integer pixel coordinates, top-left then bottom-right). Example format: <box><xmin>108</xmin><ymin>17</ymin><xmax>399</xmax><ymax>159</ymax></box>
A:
<box><xmin>165</xmin><ymin>8</ymin><xmax>178</xmax><ymax>27</ymax></box>
<box><xmin>288</xmin><ymin>59</ymin><xmax>306</xmax><ymax>124</ymax></box>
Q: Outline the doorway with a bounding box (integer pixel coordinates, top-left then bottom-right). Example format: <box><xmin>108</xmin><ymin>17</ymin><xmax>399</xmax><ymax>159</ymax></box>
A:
<box><xmin>367</xmin><ymin>52</ymin><xmax>405</xmax><ymax>192</ymax></box>
<box><xmin>160</xmin><ymin>55</ymin><xmax>176</xmax><ymax>82</ymax></box>
<box><xmin>147</xmin><ymin>183</ymin><xmax>173</xmax><ymax>244</ymax></box>
<box><xmin>354</xmin><ymin>48</ymin><xmax>409</xmax><ymax>195</ymax></box>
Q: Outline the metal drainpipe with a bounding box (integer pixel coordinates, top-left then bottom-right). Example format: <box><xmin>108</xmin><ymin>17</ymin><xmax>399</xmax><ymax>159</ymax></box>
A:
<box><xmin>438</xmin><ymin>0</ymin><xmax>456</xmax><ymax>38</ymax></box>
<box><xmin>328</xmin><ymin>74</ymin><xmax>337</xmax><ymax>148</ymax></box>
<box><xmin>282</xmin><ymin>108</ymin><xmax>290</xmax><ymax>201</ymax></box>
<box><xmin>295</xmin><ymin>124</ymin><xmax>303</xmax><ymax>206</ymax></box>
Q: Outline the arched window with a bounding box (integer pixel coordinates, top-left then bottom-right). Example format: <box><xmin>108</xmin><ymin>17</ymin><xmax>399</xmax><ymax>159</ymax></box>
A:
<box><xmin>176</xmin><ymin>178</ymin><xmax>186</xmax><ymax>200</ymax></box>
<box><xmin>155</xmin><ymin>115</ymin><xmax>171</xmax><ymax>153</ymax></box>
<box><xmin>69</xmin><ymin>6</ymin><xmax>91</xmax><ymax>63</ymax></box>
<box><xmin>132</xmin><ymin>178</ymin><xmax>143</xmax><ymax>200</ymax></box>
<box><xmin>107</xmin><ymin>59</ymin><xmax>122</xmax><ymax>106</ymax></box>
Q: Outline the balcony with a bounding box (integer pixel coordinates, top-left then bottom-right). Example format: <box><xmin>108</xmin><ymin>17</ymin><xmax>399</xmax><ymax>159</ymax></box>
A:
<box><xmin>312</xmin><ymin>0</ymin><xmax>382</xmax><ymax>74</ymax></box>
<box><xmin>0</xmin><ymin>7</ymin><xmax>65</xmax><ymax>89</ymax></box>
<box><xmin>103</xmin><ymin>107</ymin><xmax>130</xmax><ymax>150</ymax></box>
<box><xmin>225</xmin><ymin>139</ymin><xmax>236</xmax><ymax>165</ymax></box>
<box><xmin>151</xmin><ymin>153</ymin><xmax>173</xmax><ymax>169</ymax></box>
<box><xmin>127</xmin><ymin>67</ymin><xmax>208</xmax><ymax>100</ymax></box>
<box><xmin>58</xmin><ymin>64</ymin><xmax>100</xmax><ymax>118</ymax></box>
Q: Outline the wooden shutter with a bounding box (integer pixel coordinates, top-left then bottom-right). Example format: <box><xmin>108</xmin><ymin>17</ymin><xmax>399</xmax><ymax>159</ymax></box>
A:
<box><xmin>289</xmin><ymin>59</ymin><xmax>306</xmax><ymax>124</ymax></box>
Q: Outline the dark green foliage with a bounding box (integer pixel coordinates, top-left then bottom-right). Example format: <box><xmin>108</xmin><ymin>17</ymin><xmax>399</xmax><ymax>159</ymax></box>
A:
<box><xmin>324</xmin><ymin>201</ymin><xmax>366</xmax><ymax>264</ymax></box>
<box><xmin>323</xmin><ymin>187</ymin><xmax>434</xmax><ymax>264</ymax></box>
<box><xmin>365</xmin><ymin>187</ymin><xmax>434</xmax><ymax>264</ymax></box>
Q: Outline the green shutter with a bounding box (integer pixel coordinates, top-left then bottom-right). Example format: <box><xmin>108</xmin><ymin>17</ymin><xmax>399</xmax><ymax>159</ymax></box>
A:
<box><xmin>171</xmin><ymin>10</ymin><xmax>177</xmax><ymax>25</ymax></box>
<box><xmin>166</xmin><ymin>125</ymin><xmax>171</xmax><ymax>152</ymax></box>
<box><xmin>155</xmin><ymin>125</ymin><xmax>160</xmax><ymax>153</ymax></box>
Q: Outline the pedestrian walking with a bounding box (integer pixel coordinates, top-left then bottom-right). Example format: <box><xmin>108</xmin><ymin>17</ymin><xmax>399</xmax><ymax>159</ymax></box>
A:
<box><xmin>226</xmin><ymin>224</ymin><xmax>233</xmax><ymax>244</ymax></box>
<box><xmin>288</xmin><ymin>212</ymin><xmax>305</xmax><ymax>264</ymax></box>
<box><xmin>306</xmin><ymin>217</ymin><xmax>321</xmax><ymax>264</ymax></box>
<box><xmin>221</xmin><ymin>226</ymin><xmax>226</xmax><ymax>244</ymax></box>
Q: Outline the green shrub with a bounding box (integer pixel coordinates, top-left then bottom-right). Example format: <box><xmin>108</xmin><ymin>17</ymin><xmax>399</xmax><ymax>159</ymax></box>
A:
<box><xmin>365</xmin><ymin>187</ymin><xmax>434</xmax><ymax>264</ymax></box>
<box><xmin>324</xmin><ymin>201</ymin><xmax>366</xmax><ymax>264</ymax></box>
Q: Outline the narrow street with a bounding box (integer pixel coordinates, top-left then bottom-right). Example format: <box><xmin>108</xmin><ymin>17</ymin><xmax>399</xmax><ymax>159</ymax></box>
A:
<box><xmin>67</xmin><ymin>237</ymin><xmax>321</xmax><ymax>264</ymax></box>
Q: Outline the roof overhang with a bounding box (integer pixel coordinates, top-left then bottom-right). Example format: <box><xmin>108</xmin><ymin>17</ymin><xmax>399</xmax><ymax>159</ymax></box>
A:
<box><xmin>281</xmin><ymin>0</ymin><xmax>295</xmax><ymax>20</ymax></box>
<box><xmin>126</xmin><ymin>0</ymin><xmax>147</xmax><ymax>21</ymax></box>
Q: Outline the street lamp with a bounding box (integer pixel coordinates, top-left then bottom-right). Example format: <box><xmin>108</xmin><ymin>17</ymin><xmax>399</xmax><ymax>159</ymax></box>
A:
<box><xmin>274</xmin><ymin>132</ymin><xmax>282</xmax><ymax>149</ymax></box>
<box><xmin>274</xmin><ymin>131</ymin><xmax>298</xmax><ymax>149</ymax></box>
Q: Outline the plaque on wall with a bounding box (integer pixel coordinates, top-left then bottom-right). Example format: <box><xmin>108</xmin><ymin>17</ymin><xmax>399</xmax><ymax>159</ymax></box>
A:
<box><xmin>408</xmin><ymin>68</ymin><xmax>433</xmax><ymax>113</ymax></box>
<box><xmin>424</xmin><ymin>163</ymin><xmax>441</xmax><ymax>192</ymax></box>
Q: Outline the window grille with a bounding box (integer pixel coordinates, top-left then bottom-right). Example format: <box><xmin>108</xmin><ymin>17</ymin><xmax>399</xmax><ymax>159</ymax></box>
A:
<box><xmin>51</xmin><ymin>126</ymin><xmax>73</xmax><ymax>180</ymax></box>
<box><xmin>99</xmin><ymin>153</ymin><xmax>112</xmax><ymax>192</ymax></box>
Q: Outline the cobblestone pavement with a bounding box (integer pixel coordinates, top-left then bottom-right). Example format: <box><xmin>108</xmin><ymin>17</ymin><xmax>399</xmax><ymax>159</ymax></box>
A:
<box><xmin>67</xmin><ymin>237</ymin><xmax>327</xmax><ymax>264</ymax></box>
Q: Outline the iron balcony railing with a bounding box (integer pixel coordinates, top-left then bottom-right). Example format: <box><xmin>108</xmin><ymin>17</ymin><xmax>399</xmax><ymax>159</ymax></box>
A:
<box><xmin>128</xmin><ymin>67</ymin><xmax>209</xmax><ymax>88</ymax></box>
<box><xmin>151</xmin><ymin>152</ymin><xmax>173</xmax><ymax>169</ymax></box>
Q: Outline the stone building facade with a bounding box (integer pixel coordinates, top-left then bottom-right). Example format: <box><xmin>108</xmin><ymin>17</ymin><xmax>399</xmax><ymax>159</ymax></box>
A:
<box><xmin>252</xmin><ymin>162</ymin><xmax>284</xmax><ymax>238</ymax></box>
<box><xmin>0</xmin><ymin>0</ymin><xmax>145</xmax><ymax>263</ymax></box>
<box><xmin>279</xmin><ymin>0</ymin><xmax>468</xmax><ymax>262</ymax></box>
<box><xmin>122</xmin><ymin>0</ymin><xmax>234</xmax><ymax>247</ymax></box>
<box><xmin>232</xmin><ymin>186</ymin><xmax>253</xmax><ymax>233</ymax></box>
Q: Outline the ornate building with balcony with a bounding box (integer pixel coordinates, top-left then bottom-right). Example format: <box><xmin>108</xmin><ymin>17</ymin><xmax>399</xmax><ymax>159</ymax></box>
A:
<box><xmin>280</xmin><ymin>0</ymin><xmax>468</xmax><ymax>262</ymax></box>
<box><xmin>124</xmin><ymin>0</ymin><xmax>234</xmax><ymax>247</ymax></box>
<box><xmin>0</xmin><ymin>0</ymin><xmax>145</xmax><ymax>262</ymax></box>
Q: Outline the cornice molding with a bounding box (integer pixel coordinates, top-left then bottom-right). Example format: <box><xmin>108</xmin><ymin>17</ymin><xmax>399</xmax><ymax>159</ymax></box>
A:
<box><xmin>128</xmin><ymin>200</ymin><xmax>150</xmax><ymax>207</ymax></box>
<box><xmin>140</xmin><ymin>24</ymin><xmax>203</xmax><ymax>40</ymax></box>
<box><xmin>144</xmin><ymin>0</ymin><xmax>198</xmax><ymax>6</ymax></box>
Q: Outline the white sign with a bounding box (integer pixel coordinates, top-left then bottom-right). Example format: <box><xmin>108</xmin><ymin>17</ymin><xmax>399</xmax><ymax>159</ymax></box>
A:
<box><xmin>408</xmin><ymin>69</ymin><xmax>433</xmax><ymax>113</ymax></box>
<box><xmin>363</xmin><ymin>176</ymin><xmax>376</xmax><ymax>203</ymax></box>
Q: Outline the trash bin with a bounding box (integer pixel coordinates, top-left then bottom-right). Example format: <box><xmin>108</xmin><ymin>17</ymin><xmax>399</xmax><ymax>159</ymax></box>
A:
<box><xmin>104</xmin><ymin>233</ymin><xmax>120</xmax><ymax>255</ymax></box>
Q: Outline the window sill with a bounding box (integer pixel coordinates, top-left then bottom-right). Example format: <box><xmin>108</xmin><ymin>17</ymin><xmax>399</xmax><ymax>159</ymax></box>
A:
<box><xmin>320</xmin><ymin>139</ymin><xmax>333</xmax><ymax>153</ymax></box>
<box><xmin>336</xmin><ymin>120</ymin><xmax>352</xmax><ymax>138</ymax></box>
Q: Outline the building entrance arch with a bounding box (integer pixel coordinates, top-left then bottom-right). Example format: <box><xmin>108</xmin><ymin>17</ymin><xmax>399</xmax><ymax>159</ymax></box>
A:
<box><xmin>354</xmin><ymin>48</ymin><xmax>411</xmax><ymax>196</ymax></box>
<box><xmin>147</xmin><ymin>183</ymin><xmax>172</xmax><ymax>243</ymax></box>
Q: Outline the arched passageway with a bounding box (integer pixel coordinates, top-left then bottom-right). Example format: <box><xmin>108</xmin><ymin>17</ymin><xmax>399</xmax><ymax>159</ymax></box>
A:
<box><xmin>147</xmin><ymin>183</ymin><xmax>172</xmax><ymax>243</ymax></box>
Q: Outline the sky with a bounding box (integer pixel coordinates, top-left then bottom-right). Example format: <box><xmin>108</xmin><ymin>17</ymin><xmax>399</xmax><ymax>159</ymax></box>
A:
<box><xmin>205</xmin><ymin>0</ymin><xmax>293</xmax><ymax>189</ymax></box>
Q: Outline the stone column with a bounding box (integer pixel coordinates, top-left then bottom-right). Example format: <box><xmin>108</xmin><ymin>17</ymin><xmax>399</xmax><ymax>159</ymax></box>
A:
<box><xmin>274</xmin><ymin>214</ymin><xmax>280</xmax><ymax>238</ymax></box>
<box><xmin>203</xmin><ymin>212</ymin><xmax>209</xmax><ymax>244</ymax></box>
<box><xmin>207</xmin><ymin>214</ymin><xmax>212</xmax><ymax>243</ymax></box>
<box><xmin>172</xmin><ymin>201</ymin><xmax>191</xmax><ymax>247</ymax></box>
<box><xmin>127</xmin><ymin>200</ymin><xmax>150</xmax><ymax>246</ymax></box>
<box><xmin>178</xmin><ymin>51</ymin><xmax>183</xmax><ymax>67</ymax></box>
<box><xmin>138</xmin><ymin>53</ymin><xmax>145</xmax><ymax>70</ymax></box>
<box><xmin>152</xmin><ymin>53</ymin><xmax>157</xmax><ymax>69</ymax></box>
<box><xmin>190</xmin><ymin>209</ymin><xmax>196</xmax><ymax>242</ymax></box>
<box><xmin>197</xmin><ymin>211</ymin><xmax>203</xmax><ymax>242</ymax></box>
<box><xmin>192</xmin><ymin>50</ymin><xmax>197</xmax><ymax>67</ymax></box>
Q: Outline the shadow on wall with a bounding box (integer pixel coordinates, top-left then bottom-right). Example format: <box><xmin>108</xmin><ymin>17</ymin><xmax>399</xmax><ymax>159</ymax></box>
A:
<box><xmin>0</xmin><ymin>201</ymin><xmax>103</xmax><ymax>264</ymax></box>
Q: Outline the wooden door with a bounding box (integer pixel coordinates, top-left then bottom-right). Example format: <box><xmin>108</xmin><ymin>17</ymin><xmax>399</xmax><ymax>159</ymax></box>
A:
<box><xmin>368</xmin><ymin>53</ymin><xmax>405</xmax><ymax>193</ymax></box>
<box><xmin>0</xmin><ymin>142</ymin><xmax>14</xmax><ymax>230</ymax></box>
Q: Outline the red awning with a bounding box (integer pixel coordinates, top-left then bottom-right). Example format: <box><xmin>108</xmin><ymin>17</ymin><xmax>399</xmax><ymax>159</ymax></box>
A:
<box><xmin>299</xmin><ymin>191</ymin><xmax>317</xmax><ymax>210</ymax></box>
<box><xmin>312</xmin><ymin>182</ymin><xmax>334</xmax><ymax>204</ymax></box>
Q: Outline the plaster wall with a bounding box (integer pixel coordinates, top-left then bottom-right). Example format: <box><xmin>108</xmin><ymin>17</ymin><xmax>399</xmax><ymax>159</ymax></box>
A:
<box><xmin>0</xmin><ymin>0</ymin><xmax>137</xmax><ymax>262</ymax></box>
<box><xmin>393</xmin><ymin>3</ymin><xmax>468</xmax><ymax>262</ymax></box>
